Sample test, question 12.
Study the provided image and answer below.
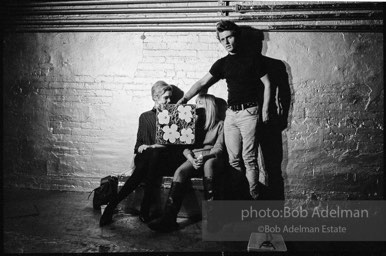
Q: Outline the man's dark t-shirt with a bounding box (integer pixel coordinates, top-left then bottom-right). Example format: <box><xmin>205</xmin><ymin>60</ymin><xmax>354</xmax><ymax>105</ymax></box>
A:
<box><xmin>209</xmin><ymin>53</ymin><xmax>267</xmax><ymax>106</ymax></box>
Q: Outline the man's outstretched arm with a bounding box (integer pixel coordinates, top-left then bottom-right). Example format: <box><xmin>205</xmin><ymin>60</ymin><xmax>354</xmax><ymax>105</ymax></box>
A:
<box><xmin>177</xmin><ymin>72</ymin><xmax>219</xmax><ymax>104</ymax></box>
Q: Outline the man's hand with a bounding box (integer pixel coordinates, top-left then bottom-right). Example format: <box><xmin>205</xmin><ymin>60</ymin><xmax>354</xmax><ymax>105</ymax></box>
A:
<box><xmin>138</xmin><ymin>144</ymin><xmax>150</xmax><ymax>153</ymax></box>
<box><xmin>262</xmin><ymin>109</ymin><xmax>270</xmax><ymax>124</ymax></box>
<box><xmin>176</xmin><ymin>97</ymin><xmax>188</xmax><ymax>105</ymax></box>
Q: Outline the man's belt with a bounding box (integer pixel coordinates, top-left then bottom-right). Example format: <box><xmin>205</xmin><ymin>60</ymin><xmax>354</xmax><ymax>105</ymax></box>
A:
<box><xmin>228</xmin><ymin>102</ymin><xmax>258</xmax><ymax>111</ymax></box>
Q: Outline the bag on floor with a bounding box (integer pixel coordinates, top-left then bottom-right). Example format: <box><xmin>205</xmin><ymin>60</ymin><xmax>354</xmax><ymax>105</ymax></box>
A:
<box><xmin>88</xmin><ymin>175</ymin><xmax>118</xmax><ymax>210</ymax></box>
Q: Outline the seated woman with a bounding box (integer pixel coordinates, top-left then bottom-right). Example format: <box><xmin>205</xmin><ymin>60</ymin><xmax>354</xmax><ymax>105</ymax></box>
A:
<box><xmin>100</xmin><ymin>80</ymin><xmax>175</xmax><ymax>226</ymax></box>
<box><xmin>147</xmin><ymin>94</ymin><xmax>225</xmax><ymax>232</ymax></box>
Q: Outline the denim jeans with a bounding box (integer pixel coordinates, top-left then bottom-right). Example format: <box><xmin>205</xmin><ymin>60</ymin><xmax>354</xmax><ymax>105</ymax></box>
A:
<box><xmin>224</xmin><ymin>106</ymin><xmax>260</xmax><ymax>199</ymax></box>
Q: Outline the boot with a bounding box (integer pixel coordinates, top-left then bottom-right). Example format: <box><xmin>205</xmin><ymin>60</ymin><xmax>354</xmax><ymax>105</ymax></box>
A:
<box><xmin>99</xmin><ymin>196</ymin><xmax>119</xmax><ymax>227</ymax></box>
<box><xmin>139</xmin><ymin>183</ymin><xmax>161</xmax><ymax>223</ymax></box>
<box><xmin>203</xmin><ymin>176</ymin><xmax>221</xmax><ymax>233</ymax></box>
<box><xmin>147</xmin><ymin>182</ymin><xmax>186</xmax><ymax>232</ymax></box>
<box><xmin>99</xmin><ymin>174</ymin><xmax>140</xmax><ymax>227</ymax></box>
<box><xmin>203</xmin><ymin>176</ymin><xmax>215</xmax><ymax>201</ymax></box>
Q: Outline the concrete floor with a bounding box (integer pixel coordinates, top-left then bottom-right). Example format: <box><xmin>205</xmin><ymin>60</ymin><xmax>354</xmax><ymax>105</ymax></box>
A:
<box><xmin>3</xmin><ymin>188</ymin><xmax>385</xmax><ymax>254</ymax></box>
<box><xmin>2</xmin><ymin>188</ymin><xmax>246</xmax><ymax>253</ymax></box>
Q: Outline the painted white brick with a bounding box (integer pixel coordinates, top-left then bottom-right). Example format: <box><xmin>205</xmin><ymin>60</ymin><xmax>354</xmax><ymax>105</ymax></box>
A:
<box><xmin>137</xmin><ymin>63</ymin><xmax>175</xmax><ymax>70</ymax></box>
<box><xmin>142</xmin><ymin>56</ymin><xmax>167</xmax><ymax>63</ymax></box>
<box><xmin>135</xmin><ymin>70</ymin><xmax>166</xmax><ymax>78</ymax></box>
<box><xmin>144</xmin><ymin>42</ymin><xmax>168</xmax><ymax>50</ymax></box>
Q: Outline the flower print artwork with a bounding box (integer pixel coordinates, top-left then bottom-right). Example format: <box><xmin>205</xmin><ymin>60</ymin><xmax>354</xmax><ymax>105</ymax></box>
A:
<box><xmin>157</xmin><ymin>109</ymin><xmax>170</xmax><ymax>125</ymax></box>
<box><xmin>180</xmin><ymin>128</ymin><xmax>194</xmax><ymax>144</ymax></box>
<box><xmin>177</xmin><ymin>105</ymin><xmax>193</xmax><ymax>123</ymax></box>
<box><xmin>162</xmin><ymin>124</ymin><xmax>180</xmax><ymax>143</ymax></box>
<box><xmin>156</xmin><ymin>104</ymin><xmax>197</xmax><ymax>144</ymax></box>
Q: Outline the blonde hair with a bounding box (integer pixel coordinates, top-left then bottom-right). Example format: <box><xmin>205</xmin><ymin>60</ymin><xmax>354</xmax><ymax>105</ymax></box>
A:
<box><xmin>197</xmin><ymin>94</ymin><xmax>218</xmax><ymax>130</ymax></box>
<box><xmin>151</xmin><ymin>81</ymin><xmax>172</xmax><ymax>101</ymax></box>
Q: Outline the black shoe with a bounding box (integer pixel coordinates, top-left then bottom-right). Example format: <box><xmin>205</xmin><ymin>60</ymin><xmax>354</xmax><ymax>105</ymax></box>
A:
<box><xmin>147</xmin><ymin>182</ymin><xmax>185</xmax><ymax>232</ymax></box>
<box><xmin>139</xmin><ymin>213</ymin><xmax>151</xmax><ymax>223</ymax></box>
<box><xmin>139</xmin><ymin>211</ymin><xmax>162</xmax><ymax>223</ymax></box>
<box><xmin>99</xmin><ymin>210</ymin><xmax>113</xmax><ymax>227</ymax></box>
<box><xmin>147</xmin><ymin>215</ymin><xmax>179</xmax><ymax>232</ymax></box>
<box><xmin>99</xmin><ymin>203</ymin><xmax>115</xmax><ymax>227</ymax></box>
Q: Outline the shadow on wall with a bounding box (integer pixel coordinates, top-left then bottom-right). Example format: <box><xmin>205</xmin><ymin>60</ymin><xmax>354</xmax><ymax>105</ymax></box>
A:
<box><xmin>239</xmin><ymin>26</ymin><xmax>293</xmax><ymax>200</ymax></box>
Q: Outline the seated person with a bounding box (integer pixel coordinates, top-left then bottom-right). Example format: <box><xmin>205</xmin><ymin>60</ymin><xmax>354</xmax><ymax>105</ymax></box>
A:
<box><xmin>100</xmin><ymin>80</ymin><xmax>184</xmax><ymax>226</ymax></box>
<box><xmin>148</xmin><ymin>94</ymin><xmax>225</xmax><ymax>232</ymax></box>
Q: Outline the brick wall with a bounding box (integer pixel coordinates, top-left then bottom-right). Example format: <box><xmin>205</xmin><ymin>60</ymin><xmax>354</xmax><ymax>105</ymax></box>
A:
<box><xmin>2</xmin><ymin>31</ymin><xmax>383</xmax><ymax>199</ymax></box>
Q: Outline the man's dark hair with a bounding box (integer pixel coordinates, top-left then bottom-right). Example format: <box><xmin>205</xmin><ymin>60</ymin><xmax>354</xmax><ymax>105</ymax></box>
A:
<box><xmin>216</xmin><ymin>20</ymin><xmax>240</xmax><ymax>41</ymax></box>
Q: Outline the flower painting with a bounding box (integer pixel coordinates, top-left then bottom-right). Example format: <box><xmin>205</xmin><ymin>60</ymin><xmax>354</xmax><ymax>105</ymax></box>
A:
<box><xmin>157</xmin><ymin>109</ymin><xmax>170</xmax><ymax>125</ymax></box>
<box><xmin>179</xmin><ymin>128</ymin><xmax>194</xmax><ymax>144</ymax></box>
<box><xmin>156</xmin><ymin>104</ymin><xmax>197</xmax><ymax>144</ymax></box>
<box><xmin>162</xmin><ymin>124</ymin><xmax>180</xmax><ymax>143</ymax></box>
<box><xmin>177</xmin><ymin>105</ymin><xmax>193</xmax><ymax>123</ymax></box>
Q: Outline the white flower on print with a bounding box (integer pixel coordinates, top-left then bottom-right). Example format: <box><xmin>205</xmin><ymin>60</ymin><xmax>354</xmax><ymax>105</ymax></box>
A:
<box><xmin>162</xmin><ymin>124</ymin><xmax>180</xmax><ymax>143</ymax></box>
<box><xmin>157</xmin><ymin>110</ymin><xmax>170</xmax><ymax>125</ymax></box>
<box><xmin>179</xmin><ymin>128</ymin><xmax>194</xmax><ymax>144</ymax></box>
<box><xmin>177</xmin><ymin>105</ymin><xmax>193</xmax><ymax>123</ymax></box>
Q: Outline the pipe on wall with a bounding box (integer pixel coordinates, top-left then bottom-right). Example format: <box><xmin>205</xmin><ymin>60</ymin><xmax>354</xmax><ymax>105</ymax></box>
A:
<box><xmin>5</xmin><ymin>1</ymin><xmax>383</xmax><ymax>32</ymax></box>
<box><xmin>11</xmin><ymin>6</ymin><xmax>235</xmax><ymax>15</ymax></box>
<box><xmin>10</xmin><ymin>24</ymin><xmax>383</xmax><ymax>33</ymax></box>
<box><xmin>10</xmin><ymin>12</ymin><xmax>383</xmax><ymax>25</ymax></box>
<box><xmin>10</xmin><ymin>3</ymin><xmax>383</xmax><ymax>15</ymax></box>
<box><xmin>236</xmin><ymin>3</ymin><xmax>382</xmax><ymax>12</ymax></box>
<box><xmin>8</xmin><ymin>0</ymin><xmax>221</xmax><ymax>7</ymax></box>
<box><xmin>9</xmin><ymin>1</ymin><xmax>383</xmax><ymax>15</ymax></box>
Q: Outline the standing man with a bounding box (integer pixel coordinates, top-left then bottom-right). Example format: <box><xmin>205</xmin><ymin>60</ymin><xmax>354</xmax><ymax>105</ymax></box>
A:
<box><xmin>177</xmin><ymin>20</ymin><xmax>271</xmax><ymax>199</ymax></box>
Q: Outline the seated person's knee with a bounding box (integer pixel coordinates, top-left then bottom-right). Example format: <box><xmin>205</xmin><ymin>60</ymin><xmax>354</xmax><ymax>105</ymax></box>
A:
<box><xmin>173</xmin><ymin>167</ymin><xmax>188</xmax><ymax>182</ymax></box>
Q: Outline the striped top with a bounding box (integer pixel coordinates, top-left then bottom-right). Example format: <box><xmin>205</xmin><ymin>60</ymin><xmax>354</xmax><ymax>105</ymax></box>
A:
<box><xmin>134</xmin><ymin>108</ymin><xmax>156</xmax><ymax>154</ymax></box>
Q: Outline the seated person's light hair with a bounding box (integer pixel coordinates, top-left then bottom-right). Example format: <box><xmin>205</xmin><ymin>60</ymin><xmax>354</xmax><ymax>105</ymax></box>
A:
<box><xmin>197</xmin><ymin>94</ymin><xmax>218</xmax><ymax>130</ymax></box>
<box><xmin>151</xmin><ymin>81</ymin><xmax>173</xmax><ymax>101</ymax></box>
